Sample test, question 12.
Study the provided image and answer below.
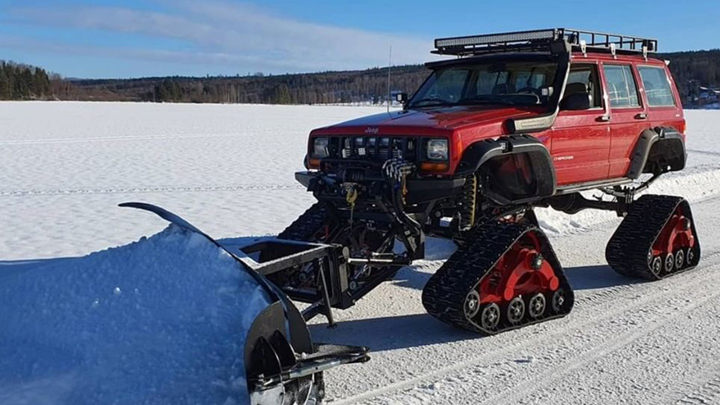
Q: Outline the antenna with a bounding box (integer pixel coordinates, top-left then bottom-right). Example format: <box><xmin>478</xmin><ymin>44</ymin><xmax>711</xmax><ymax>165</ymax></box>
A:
<box><xmin>386</xmin><ymin>45</ymin><xmax>392</xmax><ymax>114</ymax></box>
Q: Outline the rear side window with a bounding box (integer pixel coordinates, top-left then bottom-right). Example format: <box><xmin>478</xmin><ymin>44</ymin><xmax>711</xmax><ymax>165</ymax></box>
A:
<box><xmin>638</xmin><ymin>66</ymin><xmax>676</xmax><ymax>107</ymax></box>
<box><xmin>603</xmin><ymin>65</ymin><xmax>640</xmax><ymax>108</ymax></box>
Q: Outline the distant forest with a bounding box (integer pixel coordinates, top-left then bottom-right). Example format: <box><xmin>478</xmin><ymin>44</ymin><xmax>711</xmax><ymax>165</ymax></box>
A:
<box><xmin>2</xmin><ymin>49</ymin><xmax>720</xmax><ymax>107</ymax></box>
<box><xmin>0</xmin><ymin>61</ymin><xmax>52</xmax><ymax>100</ymax></box>
<box><xmin>68</xmin><ymin>65</ymin><xmax>428</xmax><ymax>105</ymax></box>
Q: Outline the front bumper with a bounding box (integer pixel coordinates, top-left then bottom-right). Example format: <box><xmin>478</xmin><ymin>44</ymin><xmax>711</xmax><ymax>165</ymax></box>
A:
<box><xmin>295</xmin><ymin>171</ymin><xmax>466</xmax><ymax>204</ymax></box>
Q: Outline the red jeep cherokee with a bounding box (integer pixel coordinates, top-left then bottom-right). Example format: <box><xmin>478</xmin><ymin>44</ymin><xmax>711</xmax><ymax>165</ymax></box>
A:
<box><xmin>275</xmin><ymin>29</ymin><xmax>698</xmax><ymax>335</ymax></box>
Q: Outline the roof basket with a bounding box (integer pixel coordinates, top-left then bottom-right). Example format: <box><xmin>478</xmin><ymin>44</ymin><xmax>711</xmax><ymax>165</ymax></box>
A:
<box><xmin>433</xmin><ymin>28</ymin><xmax>658</xmax><ymax>57</ymax></box>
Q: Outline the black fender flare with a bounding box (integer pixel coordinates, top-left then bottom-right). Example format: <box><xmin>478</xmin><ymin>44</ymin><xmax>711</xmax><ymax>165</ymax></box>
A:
<box><xmin>628</xmin><ymin>127</ymin><xmax>686</xmax><ymax>179</ymax></box>
<box><xmin>456</xmin><ymin>134</ymin><xmax>557</xmax><ymax>204</ymax></box>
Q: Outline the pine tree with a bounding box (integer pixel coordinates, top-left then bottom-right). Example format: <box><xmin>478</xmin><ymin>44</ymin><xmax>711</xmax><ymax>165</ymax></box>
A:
<box><xmin>33</xmin><ymin>68</ymin><xmax>51</xmax><ymax>98</ymax></box>
<box><xmin>272</xmin><ymin>83</ymin><xmax>291</xmax><ymax>104</ymax></box>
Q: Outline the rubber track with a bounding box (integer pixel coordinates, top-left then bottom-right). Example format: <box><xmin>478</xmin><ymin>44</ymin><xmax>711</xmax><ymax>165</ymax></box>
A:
<box><xmin>278</xmin><ymin>203</ymin><xmax>329</xmax><ymax>242</ymax></box>
<box><xmin>422</xmin><ymin>221</ymin><xmax>574</xmax><ymax>335</ymax></box>
<box><xmin>606</xmin><ymin>194</ymin><xmax>701</xmax><ymax>280</ymax></box>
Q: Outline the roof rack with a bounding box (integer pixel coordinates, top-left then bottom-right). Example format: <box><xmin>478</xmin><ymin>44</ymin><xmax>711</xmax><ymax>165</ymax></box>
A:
<box><xmin>433</xmin><ymin>28</ymin><xmax>658</xmax><ymax>57</ymax></box>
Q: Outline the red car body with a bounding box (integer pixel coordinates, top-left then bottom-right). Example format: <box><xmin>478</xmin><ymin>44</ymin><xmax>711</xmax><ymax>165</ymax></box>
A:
<box><xmin>308</xmin><ymin>52</ymin><xmax>685</xmax><ymax>187</ymax></box>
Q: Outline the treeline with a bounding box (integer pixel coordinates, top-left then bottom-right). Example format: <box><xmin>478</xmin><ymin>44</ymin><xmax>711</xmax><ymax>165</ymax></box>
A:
<box><xmin>0</xmin><ymin>60</ymin><xmax>83</xmax><ymax>101</ymax></box>
<box><xmin>71</xmin><ymin>65</ymin><xmax>429</xmax><ymax>105</ymax></box>
<box><xmin>3</xmin><ymin>50</ymin><xmax>720</xmax><ymax>106</ymax></box>
<box><xmin>662</xmin><ymin>50</ymin><xmax>720</xmax><ymax>100</ymax></box>
<box><xmin>0</xmin><ymin>61</ymin><xmax>52</xmax><ymax>100</ymax></box>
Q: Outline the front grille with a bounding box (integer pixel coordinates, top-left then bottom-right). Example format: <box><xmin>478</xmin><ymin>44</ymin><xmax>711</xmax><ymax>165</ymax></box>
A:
<box><xmin>327</xmin><ymin>136</ymin><xmax>419</xmax><ymax>163</ymax></box>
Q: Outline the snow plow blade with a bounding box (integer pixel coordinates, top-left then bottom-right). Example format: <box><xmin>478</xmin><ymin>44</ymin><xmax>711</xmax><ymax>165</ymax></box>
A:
<box><xmin>120</xmin><ymin>202</ymin><xmax>369</xmax><ymax>405</ymax></box>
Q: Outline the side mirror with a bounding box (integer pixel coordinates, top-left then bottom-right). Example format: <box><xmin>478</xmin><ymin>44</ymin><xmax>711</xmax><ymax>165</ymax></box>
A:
<box><xmin>560</xmin><ymin>93</ymin><xmax>592</xmax><ymax>111</ymax></box>
<box><xmin>395</xmin><ymin>93</ymin><xmax>408</xmax><ymax>104</ymax></box>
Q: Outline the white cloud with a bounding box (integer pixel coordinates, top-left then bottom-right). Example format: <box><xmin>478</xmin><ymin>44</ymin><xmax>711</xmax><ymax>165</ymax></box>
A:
<box><xmin>7</xmin><ymin>1</ymin><xmax>436</xmax><ymax>74</ymax></box>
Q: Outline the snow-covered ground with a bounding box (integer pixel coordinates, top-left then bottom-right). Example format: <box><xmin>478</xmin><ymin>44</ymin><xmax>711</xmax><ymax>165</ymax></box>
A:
<box><xmin>1</xmin><ymin>102</ymin><xmax>720</xmax><ymax>404</ymax></box>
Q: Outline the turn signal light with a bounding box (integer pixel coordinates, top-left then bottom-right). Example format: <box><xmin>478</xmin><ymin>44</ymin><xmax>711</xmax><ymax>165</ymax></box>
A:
<box><xmin>308</xmin><ymin>158</ymin><xmax>321</xmax><ymax>169</ymax></box>
<box><xmin>420</xmin><ymin>162</ymin><xmax>449</xmax><ymax>172</ymax></box>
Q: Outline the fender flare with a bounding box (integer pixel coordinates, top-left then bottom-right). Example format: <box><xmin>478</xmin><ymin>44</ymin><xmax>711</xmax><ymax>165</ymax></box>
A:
<box><xmin>628</xmin><ymin>127</ymin><xmax>686</xmax><ymax>179</ymax></box>
<box><xmin>456</xmin><ymin>134</ymin><xmax>557</xmax><ymax>204</ymax></box>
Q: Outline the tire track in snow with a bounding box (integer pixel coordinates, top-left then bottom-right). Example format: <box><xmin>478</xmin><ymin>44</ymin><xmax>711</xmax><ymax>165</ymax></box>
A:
<box><xmin>482</xmin><ymin>262</ymin><xmax>720</xmax><ymax>405</ymax></box>
<box><xmin>687</xmin><ymin>149</ymin><xmax>720</xmax><ymax>158</ymax></box>
<box><xmin>673</xmin><ymin>366</ymin><xmax>720</xmax><ymax>405</ymax></box>
<box><xmin>676</xmin><ymin>378</ymin><xmax>720</xmax><ymax>405</ymax></box>
<box><xmin>0</xmin><ymin>184</ymin><xmax>304</xmax><ymax>197</ymax></box>
<box><xmin>333</xmin><ymin>251</ymin><xmax>720</xmax><ymax>405</ymax></box>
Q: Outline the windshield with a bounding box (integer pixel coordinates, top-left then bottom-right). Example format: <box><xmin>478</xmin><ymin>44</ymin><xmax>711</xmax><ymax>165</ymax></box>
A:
<box><xmin>409</xmin><ymin>60</ymin><xmax>559</xmax><ymax>109</ymax></box>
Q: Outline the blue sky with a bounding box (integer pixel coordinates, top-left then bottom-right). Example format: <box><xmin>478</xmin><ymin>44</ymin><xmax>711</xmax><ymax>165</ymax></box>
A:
<box><xmin>0</xmin><ymin>0</ymin><xmax>718</xmax><ymax>79</ymax></box>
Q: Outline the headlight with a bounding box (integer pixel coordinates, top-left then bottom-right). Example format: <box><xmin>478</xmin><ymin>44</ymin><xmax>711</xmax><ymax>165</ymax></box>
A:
<box><xmin>427</xmin><ymin>139</ymin><xmax>448</xmax><ymax>160</ymax></box>
<box><xmin>313</xmin><ymin>137</ymin><xmax>329</xmax><ymax>158</ymax></box>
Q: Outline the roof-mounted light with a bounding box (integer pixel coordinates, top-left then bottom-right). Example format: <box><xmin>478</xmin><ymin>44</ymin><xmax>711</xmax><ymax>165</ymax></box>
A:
<box><xmin>435</xmin><ymin>29</ymin><xmax>559</xmax><ymax>50</ymax></box>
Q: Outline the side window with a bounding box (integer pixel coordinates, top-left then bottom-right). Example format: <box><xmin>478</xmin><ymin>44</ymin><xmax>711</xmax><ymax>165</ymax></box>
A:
<box><xmin>638</xmin><ymin>66</ymin><xmax>676</xmax><ymax>107</ymax></box>
<box><xmin>602</xmin><ymin>65</ymin><xmax>640</xmax><ymax>108</ymax></box>
<box><xmin>566</xmin><ymin>64</ymin><xmax>602</xmax><ymax>108</ymax></box>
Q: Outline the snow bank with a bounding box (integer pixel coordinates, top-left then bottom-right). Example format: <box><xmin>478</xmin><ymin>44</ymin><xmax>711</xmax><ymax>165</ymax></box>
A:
<box><xmin>536</xmin><ymin>164</ymin><xmax>720</xmax><ymax>237</ymax></box>
<box><xmin>0</xmin><ymin>225</ymin><xmax>270</xmax><ymax>405</ymax></box>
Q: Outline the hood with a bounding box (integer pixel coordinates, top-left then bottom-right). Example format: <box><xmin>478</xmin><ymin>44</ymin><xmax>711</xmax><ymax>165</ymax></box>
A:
<box><xmin>314</xmin><ymin>105</ymin><xmax>542</xmax><ymax>134</ymax></box>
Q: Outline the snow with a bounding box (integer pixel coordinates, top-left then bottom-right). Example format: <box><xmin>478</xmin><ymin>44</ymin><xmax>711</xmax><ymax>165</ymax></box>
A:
<box><xmin>1</xmin><ymin>102</ymin><xmax>720</xmax><ymax>404</ymax></box>
<box><xmin>0</xmin><ymin>224</ymin><xmax>270</xmax><ymax>405</ymax></box>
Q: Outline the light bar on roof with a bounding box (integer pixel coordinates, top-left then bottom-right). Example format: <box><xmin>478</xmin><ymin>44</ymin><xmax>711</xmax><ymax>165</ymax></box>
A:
<box><xmin>435</xmin><ymin>29</ymin><xmax>559</xmax><ymax>49</ymax></box>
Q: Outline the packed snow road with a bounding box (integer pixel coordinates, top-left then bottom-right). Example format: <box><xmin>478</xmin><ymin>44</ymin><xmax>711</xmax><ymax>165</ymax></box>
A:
<box><xmin>1</xmin><ymin>102</ymin><xmax>719</xmax><ymax>404</ymax></box>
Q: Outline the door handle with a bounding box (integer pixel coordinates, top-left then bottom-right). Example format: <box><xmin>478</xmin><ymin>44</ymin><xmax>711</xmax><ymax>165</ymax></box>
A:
<box><xmin>635</xmin><ymin>112</ymin><xmax>648</xmax><ymax>120</ymax></box>
<box><xmin>597</xmin><ymin>115</ymin><xmax>611</xmax><ymax>122</ymax></box>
